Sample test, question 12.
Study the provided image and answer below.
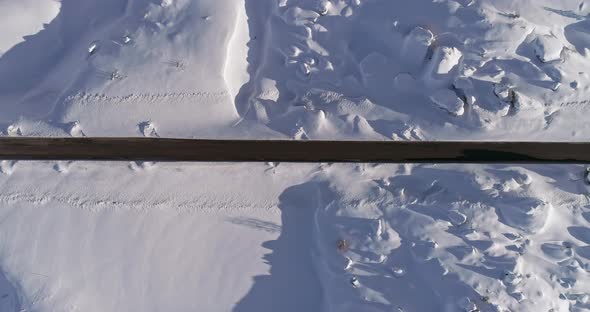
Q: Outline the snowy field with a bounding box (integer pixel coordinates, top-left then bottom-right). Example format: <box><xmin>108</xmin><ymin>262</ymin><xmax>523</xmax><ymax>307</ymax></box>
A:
<box><xmin>2</xmin><ymin>162</ymin><xmax>590</xmax><ymax>312</ymax></box>
<box><xmin>2</xmin><ymin>0</ymin><xmax>590</xmax><ymax>311</ymax></box>
<box><xmin>1</xmin><ymin>0</ymin><xmax>590</xmax><ymax>139</ymax></box>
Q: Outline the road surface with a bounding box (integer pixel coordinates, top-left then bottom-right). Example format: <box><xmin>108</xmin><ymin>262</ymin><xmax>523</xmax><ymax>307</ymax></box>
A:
<box><xmin>0</xmin><ymin>138</ymin><xmax>589</xmax><ymax>163</ymax></box>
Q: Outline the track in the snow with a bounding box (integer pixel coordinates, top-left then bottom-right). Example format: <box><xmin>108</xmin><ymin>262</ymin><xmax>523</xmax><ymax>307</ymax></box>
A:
<box><xmin>0</xmin><ymin>137</ymin><xmax>589</xmax><ymax>163</ymax></box>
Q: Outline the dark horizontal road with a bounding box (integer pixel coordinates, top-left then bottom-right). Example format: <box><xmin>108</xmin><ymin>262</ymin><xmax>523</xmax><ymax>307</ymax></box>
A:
<box><xmin>0</xmin><ymin>137</ymin><xmax>589</xmax><ymax>163</ymax></box>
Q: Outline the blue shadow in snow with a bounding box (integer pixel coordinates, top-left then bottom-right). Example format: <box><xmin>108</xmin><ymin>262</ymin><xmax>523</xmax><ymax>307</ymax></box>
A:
<box><xmin>232</xmin><ymin>182</ymin><xmax>324</xmax><ymax>312</ymax></box>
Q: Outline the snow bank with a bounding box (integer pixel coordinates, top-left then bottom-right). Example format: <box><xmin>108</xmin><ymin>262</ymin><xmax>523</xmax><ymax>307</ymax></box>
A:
<box><xmin>223</xmin><ymin>0</ymin><xmax>250</xmax><ymax>113</ymax></box>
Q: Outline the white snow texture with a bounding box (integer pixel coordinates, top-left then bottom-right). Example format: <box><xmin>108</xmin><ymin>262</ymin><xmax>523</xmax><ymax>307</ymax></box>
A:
<box><xmin>2</xmin><ymin>0</ymin><xmax>590</xmax><ymax>312</ymax></box>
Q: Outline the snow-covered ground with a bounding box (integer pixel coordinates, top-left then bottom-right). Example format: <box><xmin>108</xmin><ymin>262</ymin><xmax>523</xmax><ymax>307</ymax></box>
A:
<box><xmin>0</xmin><ymin>0</ymin><xmax>61</xmax><ymax>57</ymax></box>
<box><xmin>0</xmin><ymin>161</ymin><xmax>313</xmax><ymax>311</ymax></box>
<box><xmin>2</xmin><ymin>0</ymin><xmax>590</xmax><ymax>311</ymax></box>
<box><xmin>2</xmin><ymin>162</ymin><xmax>590</xmax><ymax>312</ymax></box>
<box><xmin>1</xmin><ymin>0</ymin><xmax>590</xmax><ymax>139</ymax></box>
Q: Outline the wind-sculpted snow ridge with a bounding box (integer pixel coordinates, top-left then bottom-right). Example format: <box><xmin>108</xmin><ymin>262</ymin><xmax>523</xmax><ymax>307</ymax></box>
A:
<box><xmin>235</xmin><ymin>0</ymin><xmax>590</xmax><ymax>140</ymax></box>
<box><xmin>311</xmin><ymin>164</ymin><xmax>590</xmax><ymax>312</ymax></box>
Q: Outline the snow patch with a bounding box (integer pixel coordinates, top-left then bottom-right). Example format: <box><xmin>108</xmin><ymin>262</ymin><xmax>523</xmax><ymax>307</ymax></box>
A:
<box><xmin>0</xmin><ymin>0</ymin><xmax>61</xmax><ymax>56</ymax></box>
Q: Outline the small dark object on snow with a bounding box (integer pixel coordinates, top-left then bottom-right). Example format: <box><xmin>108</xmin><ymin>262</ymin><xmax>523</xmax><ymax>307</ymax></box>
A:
<box><xmin>584</xmin><ymin>167</ymin><xmax>590</xmax><ymax>185</ymax></box>
<box><xmin>337</xmin><ymin>239</ymin><xmax>349</xmax><ymax>252</ymax></box>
